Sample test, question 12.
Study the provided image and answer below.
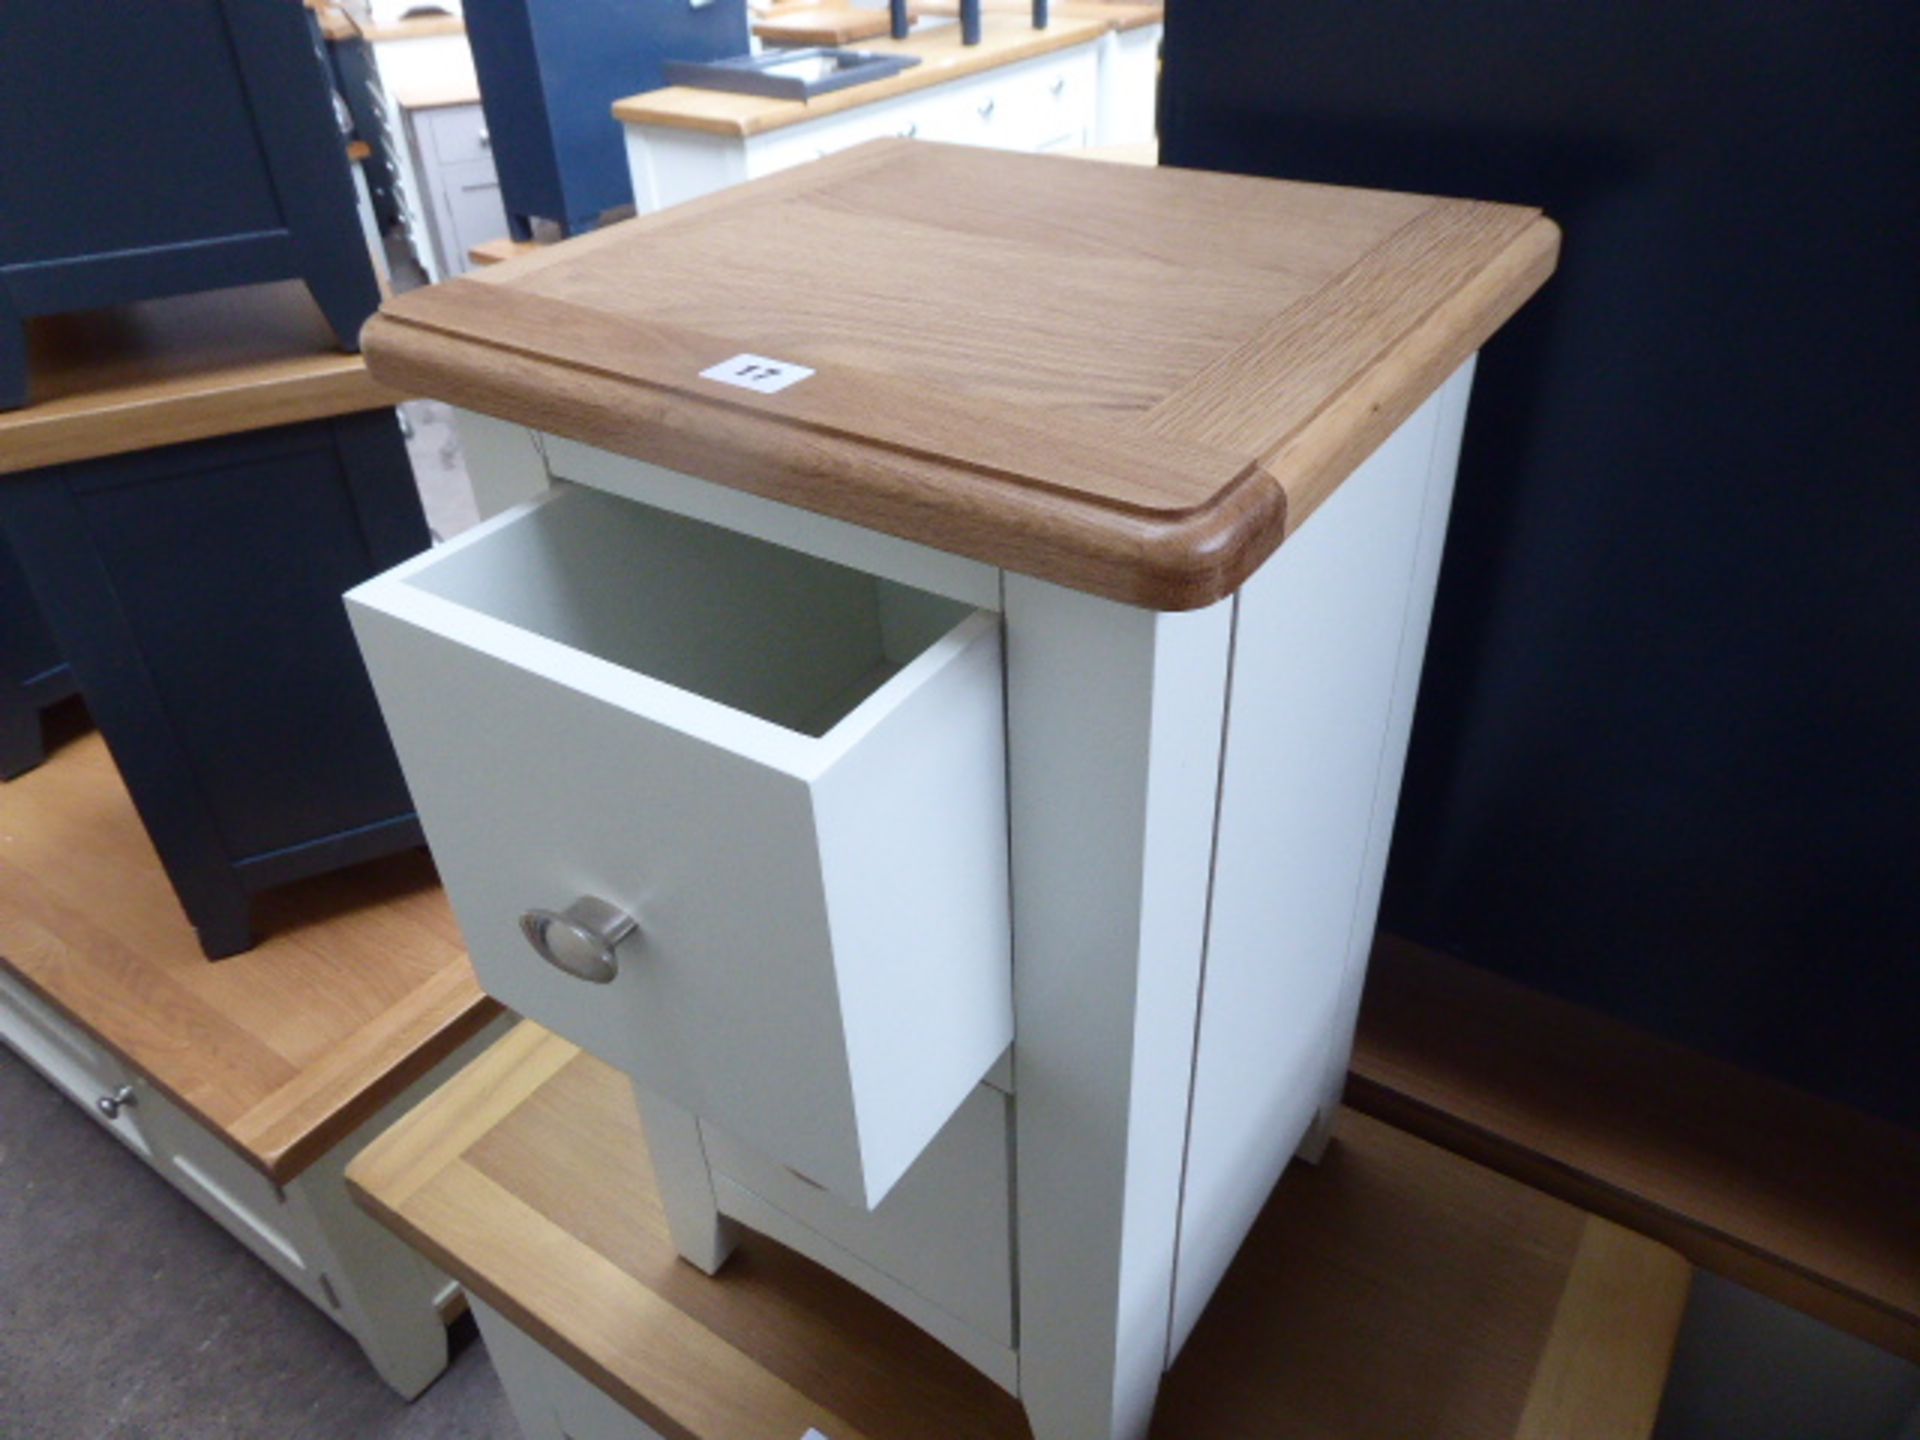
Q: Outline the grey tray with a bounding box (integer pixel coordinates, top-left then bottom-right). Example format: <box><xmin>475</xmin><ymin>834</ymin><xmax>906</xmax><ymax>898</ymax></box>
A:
<box><xmin>664</xmin><ymin>47</ymin><xmax>921</xmax><ymax>101</ymax></box>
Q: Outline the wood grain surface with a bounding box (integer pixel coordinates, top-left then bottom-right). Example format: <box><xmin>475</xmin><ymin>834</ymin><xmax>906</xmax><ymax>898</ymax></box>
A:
<box><xmin>366</xmin><ymin>141</ymin><xmax>1556</xmax><ymax>607</ymax></box>
<box><xmin>350</xmin><ymin>1020</ymin><xmax>1690</xmax><ymax>1440</ymax></box>
<box><xmin>468</xmin><ymin>236</ymin><xmax>546</xmax><ymax>268</ymax></box>
<box><xmin>611</xmin><ymin>14</ymin><xmax>1109</xmax><ymax>137</ymax></box>
<box><xmin>751</xmin><ymin>5</ymin><xmax>917</xmax><ymax>47</ymax></box>
<box><xmin>0</xmin><ymin>724</ymin><xmax>500</xmax><ymax>1182</ymax></box>
<box><xmin>1351</xmin><ymin>935</ymin><xmax>1920</xmax><ymax>1363</ymax></box>
<box><xmin>0</xmin><ymin>282</ymin><xmax>401</xmax><ymax>476</ymax></box>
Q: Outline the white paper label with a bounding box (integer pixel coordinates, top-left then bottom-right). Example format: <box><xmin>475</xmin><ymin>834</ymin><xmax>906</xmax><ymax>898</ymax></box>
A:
<box><xmin>700</xmin><ymin>353</ymin><xmax>815</xmax><ymax>395</ymax></box>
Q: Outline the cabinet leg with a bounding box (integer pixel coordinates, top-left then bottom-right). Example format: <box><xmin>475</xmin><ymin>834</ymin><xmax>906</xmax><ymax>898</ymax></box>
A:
<box><xmin>190</xmin><ymin>886</ymin><xmax>259</xmax><ymax>961</ymax></box>
<box><xmin>288</xmin><ymin>1144</ymin><xmax>452</xmax><ymax>1399</ymax></box>
<box><xmin>1005</xmin><ymin>579</ymin><xmax>1235</xmax><ymax>1440</ymax></box>
<box><xmin>1296</xmin><ymin>1105</ymin><xmax>1337</xmax><ymax>1166</ymax></box>
<box><xmin>0</xmin><ymin>287</ymin><xmax>25</xmax><ymax>410</ymax></box>
<box><xmin>0</xmin><ymin>700</ymin><xmax>46</xmax><ymax>780</ymax></box>
<box><xmin>632</xmin><ymin>1083</ymin><xmax>737</xmax><ymax>1275</ymax></box>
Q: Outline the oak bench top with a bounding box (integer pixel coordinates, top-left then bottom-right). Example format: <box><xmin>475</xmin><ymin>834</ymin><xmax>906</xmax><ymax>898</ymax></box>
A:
<box><xmin>363</xmin><ymin>141</ymin><xmax>1557</xmax><ymax>608</ymax></box>
<box><xmin>0</xmin><ymin>282</ymin><xmax>401</xmax><ymax>477</ymax></box>
<box><xmin>0</xmin><ymin>725</ymin><xmax>500</xmax><ymax>1183</ymax></box>
<box><xmin>1352</xmin><ymin>935</ymin><xmax>1920</xmax><ymax>1364</ymax></box>
<box><xmin>348</xmin><ymin>1019</ymin><xmax>1690</xmax><ymax>1440</ymax></box>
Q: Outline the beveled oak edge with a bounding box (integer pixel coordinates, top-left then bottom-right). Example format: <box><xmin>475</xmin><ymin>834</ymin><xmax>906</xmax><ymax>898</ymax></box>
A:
<box><xmin>364</xmin><ymin>142</ymin><xmax>1559</xmax><ymax>609</ymax></box>
<box><xmin>362</xmin><ymin>305</ymin><xmax>1284</xmax><ymax>610</ymax></box>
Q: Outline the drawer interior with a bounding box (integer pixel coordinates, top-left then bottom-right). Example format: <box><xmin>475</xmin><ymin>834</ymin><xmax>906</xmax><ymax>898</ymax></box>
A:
<box><xmin>411</xmin><ymin>483</ymin><xmax>977</xmax><ymax>738</ymax></box>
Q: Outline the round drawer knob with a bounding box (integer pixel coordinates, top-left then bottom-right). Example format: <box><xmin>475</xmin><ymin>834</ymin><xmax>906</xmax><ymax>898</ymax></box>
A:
<box><xmin>519</xmin><ymin>897</ymin><xmax>637</xmax><ymax>984</ymax></box>
<box><xmin>96</xmin><ymin>1084</ymin><xmax>136</xmax><ymax>1120</ymax></box>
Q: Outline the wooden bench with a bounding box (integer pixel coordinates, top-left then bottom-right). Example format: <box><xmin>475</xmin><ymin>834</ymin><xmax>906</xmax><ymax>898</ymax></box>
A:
<box><xmin>350</xmin><ymin>1020</ymin><xmax>1692</xmax><ymax>1439</ymax></box>
<box><xmin>1351</xmin><ymin>935</ymin><xmax>1920</xmax><ymax>1364</ymax></box>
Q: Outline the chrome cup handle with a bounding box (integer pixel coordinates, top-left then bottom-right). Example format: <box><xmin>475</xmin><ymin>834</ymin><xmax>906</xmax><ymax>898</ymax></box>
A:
<box><xmin>519</xmin><ymin>897</ymin><xmax>638</xmax><ymax>984</ymax></box>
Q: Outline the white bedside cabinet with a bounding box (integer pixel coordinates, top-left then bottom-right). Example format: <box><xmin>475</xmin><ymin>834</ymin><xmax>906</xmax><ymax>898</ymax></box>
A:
<box><xmin>347</xmin><ymin>141</ymin><xmax>1558</xmax><ymax>1440</ymax></box>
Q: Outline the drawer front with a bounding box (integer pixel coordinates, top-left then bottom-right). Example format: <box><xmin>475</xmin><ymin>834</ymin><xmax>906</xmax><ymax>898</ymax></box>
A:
<box><xmin>133</xmin><ymin>1085</ymin><xmax>332</xmax><ymax>1314</ymax></box>
<box><xmin>745</xmin><ymin>94</ymin><xmax>932</xmax><ymax>178</ymax></box>
<box><xmin>349</xmin><ymin>484</ymin><xmax>1012</xmax><ymax>1210</ymax></box>
<box><xmin>933</xmin><ymin>49</ymin><xmax>1098</xmax><ymax>153</ymax></box>
<box><xmin>0</xmin><ymin>968</ymin><xmax>150</xmax><ymax>1157</ymax></box>
<box><xmin>422</xmin><ymin>103</ymin><xmax>493</xmax><ymax>168</ymax></box>
<box><xmin>705</xmin><ymin>1083</ymin><xmax>1013</xmax><ymax>1346</ymax></box>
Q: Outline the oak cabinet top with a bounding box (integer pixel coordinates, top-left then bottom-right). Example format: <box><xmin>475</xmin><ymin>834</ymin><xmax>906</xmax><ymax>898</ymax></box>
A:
<box><xmin>364</xmin><ymin>141</ymin><xmax>1558</xmax><ymax>607</ymax></box>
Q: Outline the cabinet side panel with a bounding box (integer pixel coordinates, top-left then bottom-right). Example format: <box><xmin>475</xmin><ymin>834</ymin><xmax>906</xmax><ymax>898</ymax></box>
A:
<box><xmin>1169</xmin><ymin>379</ymin><xmax>1455</xmax><ymax>1353</ymax></box>
<box><xmin>1006</xmin><ymin>580</ymin><xmax>1231</xmax><ymax>1440</ymax></box>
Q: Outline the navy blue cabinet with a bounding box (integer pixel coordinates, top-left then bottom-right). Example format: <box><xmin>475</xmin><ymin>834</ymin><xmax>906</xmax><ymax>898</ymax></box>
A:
<box><xmin>463</xmin><ymin>0</ymin><xmax>749</xmax><ymax>237</ymax></box>
<box><xmin>0</xmin><ymin>537</ymin><xmax>76</xmax><ymax>778</ymax></box>
<box><xmin>1</xmin><ymin>410</ymin><xmax>430</xmax><ymax>957</ymax></box>
<box><xmin>0</xmin><ymin>0</ymin><xmax>379</xmax><ymax>408</ymax></box>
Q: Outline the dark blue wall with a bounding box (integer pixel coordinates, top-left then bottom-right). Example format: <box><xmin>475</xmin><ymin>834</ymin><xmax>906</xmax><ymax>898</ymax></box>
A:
<box><xmin>1162</xmin><ymin>3</ymin><xmax>1920</xmax><ymax>1126</ymax></box>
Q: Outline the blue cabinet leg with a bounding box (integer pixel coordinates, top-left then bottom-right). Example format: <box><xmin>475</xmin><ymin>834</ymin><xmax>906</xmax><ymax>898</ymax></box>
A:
<box><xmin>0</xmin><ymin>700</ymin><xmax>45</xmax><ymax>780</ymax></box>
<box><xmin>0</xmin><ymin>287</ymin><xmax>27</xmax><ymax>410</ymax></box>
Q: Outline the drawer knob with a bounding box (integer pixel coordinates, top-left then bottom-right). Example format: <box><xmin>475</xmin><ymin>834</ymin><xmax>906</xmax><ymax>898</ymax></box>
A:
<box><xmin>520</xmin><ymin>897</ymin><xmax>637</xmax><ymax>984</ymax></box>
<box><xmin>1050</xmin><ymin>77</ymin><xmax>1066</xmax><ymax>96</ymax></box>
<box><xmin>96</xmin><ymin>1084</ymin><xmax>136</xmax><ymax>1120</ymax></box>
<box><xmin>977</xmin><ymin>98</ymin><xmax>996</xmax><ymax>120</ymax></box>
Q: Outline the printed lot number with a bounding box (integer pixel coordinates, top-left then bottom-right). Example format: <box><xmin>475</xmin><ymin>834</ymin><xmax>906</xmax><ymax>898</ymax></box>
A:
<box><xmin>701</xmin><ymin>353</ymin><xmax>816</xmax><ymax>395</ymax></box>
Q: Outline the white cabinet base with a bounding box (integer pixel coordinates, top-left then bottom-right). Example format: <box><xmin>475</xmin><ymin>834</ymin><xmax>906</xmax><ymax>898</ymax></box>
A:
<box><xmin>0</xmin><ymin>973</ymin><xmax>509</xmax><ymax>1398</ymax></box>
<box><xmin>387</xmin><ymin>360</ymin><xmax>1478</xmax><ymax>1440</ymax></box>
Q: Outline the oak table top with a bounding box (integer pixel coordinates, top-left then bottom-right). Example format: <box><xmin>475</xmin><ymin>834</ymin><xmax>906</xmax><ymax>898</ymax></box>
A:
<box><xmin>349</xmin><ymin>1020</ymin><xmax>1690</xmax><ymax>1440</ymax></box>
<box><xmin>363</xmin><ymin>141</ymin><xmax>1557</xmax><ymax>608</ymax></box>
<box><xmin>610</xmin><ymin>14</ymin><xmax>1111</xmax><ymax>138</ymax></box>
<box><xmin>0</xmin><ymin>724</ymin><xmax>501</xmax><ymax>1183</ymax></box>
<box><xmin>0</xmin><ymin>282</ymin><xmax>401</xmax><ymax>477</ymax></box>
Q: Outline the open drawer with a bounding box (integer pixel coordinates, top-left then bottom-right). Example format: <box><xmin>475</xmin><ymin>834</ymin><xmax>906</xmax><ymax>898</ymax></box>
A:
<box><xmin>347</xmin><ymin>483</ymin><xmax>1010</xmax><ymax>1208</ymax></box>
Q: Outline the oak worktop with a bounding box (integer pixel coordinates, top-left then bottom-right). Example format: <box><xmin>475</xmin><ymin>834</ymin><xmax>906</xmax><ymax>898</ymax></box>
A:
<box><xmin>0</xmin><ymin>726</ymin><xmax>499</xmax><ymax>1182</ymax></box>
<box><xmin>363</xmin><ymin>141</ymin><xmax>1557</xmax><ymax>607</ymax></box>
<box><xmin>348</xmin><ymin>1021</ymin><xmax>1690</xmax><ymax>1440</ymax></box>
<box><xmin>610</xmin><ymin>13</ymin><xmax>1110</xmax><ymax>139</ymax></box>
<box><xmin>0</xmin><ymin>282</ymin><xmax>400</xmax><ymax>477</ymax></box>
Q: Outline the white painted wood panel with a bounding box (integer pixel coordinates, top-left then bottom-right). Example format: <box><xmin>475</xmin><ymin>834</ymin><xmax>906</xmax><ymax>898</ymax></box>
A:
<box><xmin>453</xmin><ymin>408</ymin><xmax>550</xmax><ymax>521</ymax></box>
<box><xmin>715</xmin><ymin>1177</ymin><xmax>1021</xmax><ymax>1394</ymax></box>
<box><xmin>1003</xmin><ymin>579</ymin><xmax>1232</xmax><ymax>1440</ymax></box>
<box><xmin>632</xmin><ymin>1083</ymin><xmax>739</xmax><ymax>1276</ymax></box>
<box><xmin>1166</xmin><ymin>372</ymin><xmax>1471</xmax><ymax>1357</ymax></box>
<box><xmin>0</xmin><ymin>968</ymin><xmax>152</xmax><ymax>1158</ymax></box>
<box><xmin>705</xmin><ymin>1082</ymin><xmax>1013</xmax><ymax>1346</ymax></box>
<box><xmin>622</xmin><ymin>44</ymin><xmax>1101</xmax><ymax>215</ymax></box>
<box><xmin>542</xmin><ymin>437</ymin><xmax>999</xmax><ymax>610</ymax></box>
<box><xmin>1304</xmin><ymin>360</ymin><xmax>1477</xmax><ymax>1155</ymax></box>
<box><xmin>1093</xmin><ymin>25</ymin><xmax>1162</xmax><ymax>147</ymax></box>
<box><xmin>348</xmin><ymin>484</ymin><xmax>1011</xmax><ymax>1209</ymax></box>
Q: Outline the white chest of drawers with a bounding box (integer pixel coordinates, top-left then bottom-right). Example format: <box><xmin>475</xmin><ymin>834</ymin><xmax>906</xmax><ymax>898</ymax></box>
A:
<box><xmin>615</xmin><ymin>13</ymin><xmax>1150</xmax><ymax>215</ymax></box>
<box><xmin>347</xmin><ymin>142</ymin><xmax>1558</xmax><ymax>1440</ymax></box>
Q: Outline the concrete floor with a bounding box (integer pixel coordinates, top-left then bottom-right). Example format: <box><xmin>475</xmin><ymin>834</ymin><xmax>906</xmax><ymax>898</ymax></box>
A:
<box><xmin>0</xmin><ymin>1044</ymin><xmax>520</xmax><ymax>1440</ymax></box>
